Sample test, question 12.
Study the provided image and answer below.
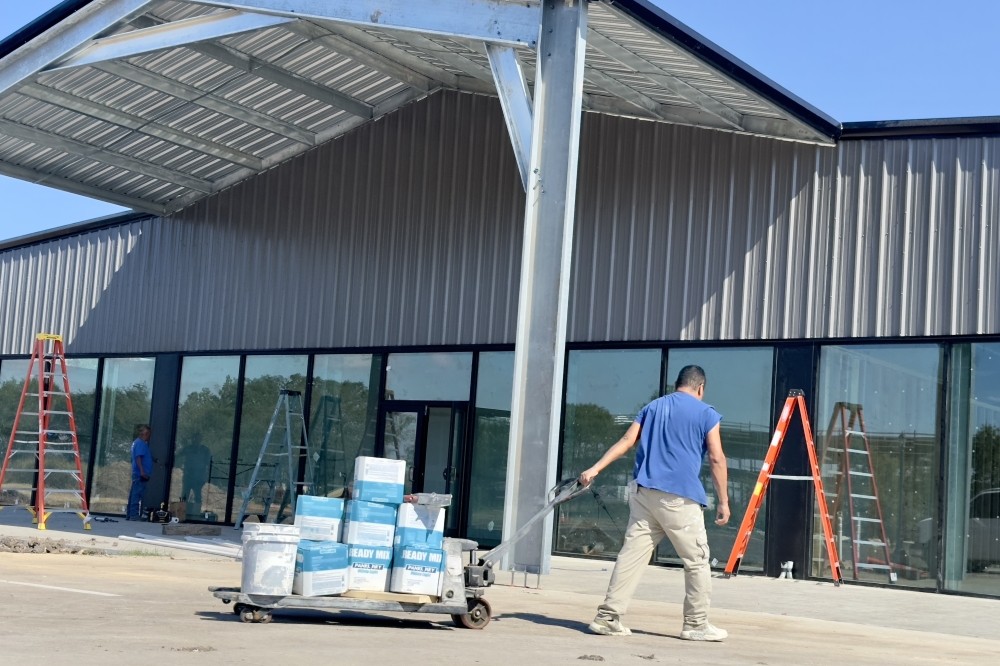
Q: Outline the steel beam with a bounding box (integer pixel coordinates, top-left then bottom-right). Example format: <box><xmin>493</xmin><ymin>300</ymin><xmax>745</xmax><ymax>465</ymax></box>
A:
<box><xmin>94</xmin><ymin>60</ymin><xmax>317</xmax><ymax>145</ymax></box>
<box><xmin>502</xmin><ymin>0</ymin><xmax>587</xmax><ymax>576</ymax></box>
<box><xmin>0</xmin><ymin>159</ymin><xmax>167</xmax><ymax>215</ymax></box>
<box><xmin>18</xmin><ymin>82</ymin><xmax>264</xmax><ymax>169</ymax></box>
<box><xmin>46</xmin><ymin>10</ymin><xmax>294</xmax><ymax>71</ymax></box>
<box><xmin>486</xmin><ymin>44</ymin><xmax>532</xmax><ymax>190</ymax></box>
<box><xmin>190</xmin><ymin>41</ymin><xmax>374</xmax><ymax>118</ymax></box>
<box><xmin>192</xmin><ymin>0</ymin><xmax>541</xmax><ymax>47</ymax></box>
<box><xmin>0</xmin><ymin>118</ymin><xmax>214</xmax><ymax>192</ymax></box>
<box><xmin>0</xmin><ymin>0</ymin><xmax>156</xmax><ymax>101</ymax></box>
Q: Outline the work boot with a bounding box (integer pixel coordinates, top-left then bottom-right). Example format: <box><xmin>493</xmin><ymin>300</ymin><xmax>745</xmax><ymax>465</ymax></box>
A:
<box><xmin>679</xmin><ymin>623</ymin><xmax>728</xmax><ymax>642</ymax></box>
<box><xmin>588</xmin><ymin>614</ymin><xmax>632</xmax><ymax>636</ymax></box>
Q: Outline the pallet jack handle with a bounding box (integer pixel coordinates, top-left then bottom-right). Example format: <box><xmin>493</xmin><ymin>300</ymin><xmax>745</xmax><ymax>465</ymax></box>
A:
<box><xmin>479</xmin><ymin>479</ymin><xmax>591</xmax><ymax>569</ymax></box>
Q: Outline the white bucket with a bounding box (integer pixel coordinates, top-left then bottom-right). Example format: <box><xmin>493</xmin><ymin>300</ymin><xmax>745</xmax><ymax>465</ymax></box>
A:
<box><xmin>241</xmin><ymin>524</ymin><xmax>301</xmax><ymax>596</ymax></box>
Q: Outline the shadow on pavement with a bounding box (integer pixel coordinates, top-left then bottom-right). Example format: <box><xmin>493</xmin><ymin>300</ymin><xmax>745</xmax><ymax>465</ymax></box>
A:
<box><xmin>502</xmin><ymin>612</ymin><xmax>679</xmax><ymax>639</ymax></box>
<box><xmin>194</xmin><ymin>609</ymin><xmax>452</xmax><ymax>629</ymax></box>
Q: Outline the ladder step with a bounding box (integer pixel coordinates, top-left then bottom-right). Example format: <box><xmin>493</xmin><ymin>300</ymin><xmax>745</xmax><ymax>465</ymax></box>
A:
<box><xmin>851</xmin><ymin>494</ymin><xmax>878</xmax><ymax>500</ymax></box>
<box><xmin>848</xmin><ymin>471</ymin><xmax>873</xmax><ymax>477</ymax></box>
<box><xmin>26</xmin><ymin>392</ymin><xmax>69</xmax><ymax>397</ymax></box>
<box><xmin>768</xmin><ymin>474</ymin><xmax>815</xmax><ymax>481</ymax></box>
<box><xmin>856</xmin><ymin>563</ymin><xmax>891</xmax><ymax>570</ymax></box>
<box><xmin>853</xmin><ymin>517</ymin><xmax>882</xmax><ymax>522</ymax></box>
<box><xmin>847</xmin><ymin>449</ymin><xmax>869</xmax><ymax>455</ymax></box>
<box><xmin>853</xmin><ymin>540</ymin><xmax>887</xmax><ymax>546</ymax></box>
<box><xmin>846</xmin><ymin>430</ymin><xmax>866</xmax><ymax>437</ymax></box>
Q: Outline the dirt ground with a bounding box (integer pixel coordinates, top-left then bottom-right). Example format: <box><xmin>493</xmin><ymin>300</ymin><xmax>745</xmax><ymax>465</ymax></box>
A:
<box><xmin>1</xmin><ymin>548</ymin><xmax>998</xmax><ymax>666</ymax></box>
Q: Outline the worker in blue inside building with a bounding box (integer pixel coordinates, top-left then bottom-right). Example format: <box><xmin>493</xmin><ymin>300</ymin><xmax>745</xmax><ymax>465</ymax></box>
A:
<box><xmin>127</xmin><ymin>425</ymin><xmax>153</xmax><ymax>521</ymax></box>
<box><xmin>579</xmin><ymin>365</ymin><xmax>730</xmax><ymax>642</ymax></box>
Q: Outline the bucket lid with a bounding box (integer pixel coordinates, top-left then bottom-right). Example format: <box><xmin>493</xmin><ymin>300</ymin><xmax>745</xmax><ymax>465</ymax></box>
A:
<box><xmin>242</xmin><ymin>523</ymin><xmax>300</xmax><ymax>537</ymax></box>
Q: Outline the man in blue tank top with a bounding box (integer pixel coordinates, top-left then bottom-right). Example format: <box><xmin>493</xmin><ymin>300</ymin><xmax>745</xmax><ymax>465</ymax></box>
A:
<box><xmin>579</xmin><ymin>365</ymin><xmax>730</xmax><ymax>642</ymax></box>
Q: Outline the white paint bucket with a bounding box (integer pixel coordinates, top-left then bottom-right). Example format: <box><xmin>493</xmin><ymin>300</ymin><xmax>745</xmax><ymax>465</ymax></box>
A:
<box><xmin>241</xmin><ymin>524</ymin><xmax>300</xmax><ymax>595</ymax></box>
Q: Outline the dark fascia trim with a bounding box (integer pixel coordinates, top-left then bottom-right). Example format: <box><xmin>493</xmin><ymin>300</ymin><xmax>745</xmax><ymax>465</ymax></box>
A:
<box><xmin>841</xmin><ymin>117</ymin><xmax>1000</xmax><ymax>140</ymax></box>
<box><xmin>0</xmin><ymin>0</ymin><xmax>96</xmax><ymax>62</ymax></box>
<box><xmin>0</xmin><ymin>210</ymin><xmax>151</xmax><ymax>253</ymax></box>
<box><xmin>611</xmin><ymin>0</ymin><xmax>841</xmax><ymax>140</ymax></box>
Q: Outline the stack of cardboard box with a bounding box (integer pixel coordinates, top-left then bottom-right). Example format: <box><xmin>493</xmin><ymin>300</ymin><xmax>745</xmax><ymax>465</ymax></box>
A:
<box><xmin>291</xmin><ymin>456</ymin><xmax>447</xmax><ymax>598</ymax></box>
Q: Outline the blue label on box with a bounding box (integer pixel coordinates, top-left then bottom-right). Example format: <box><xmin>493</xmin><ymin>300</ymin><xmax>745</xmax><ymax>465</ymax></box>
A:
<box><xmin>346</xmin><ymin>500</ymin><xmax>397</xmax><ymax>525</ymax></box>
<box><xmin>353</xmin><ymin>479</ymin><xmax>404</xmax><ymax>505</ymax></box>
<box><xmin>296</xmin><ymin>541</ymin><xmax>349</xmax><ymax>573</ymax></box>
<box><xmin>296</xmin><ymin>495</ymin><xmax>345</xmax><ymax>518</ymax></box>
<box><xmin>394</xmin><ymin>526</ymin><xmax>444</xmax><ymax>549</ymax></box>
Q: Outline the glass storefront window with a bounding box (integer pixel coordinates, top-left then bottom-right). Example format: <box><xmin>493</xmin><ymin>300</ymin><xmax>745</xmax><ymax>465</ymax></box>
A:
<box><xmin>945</xmin><ymin>343</ymin><xmax>1000</xmax><ymax>596</ymax></box>
<box><xmin>466</xmin><ymin>352</ymin><xmax>514</xmax><ymax>547</ymax></box>
<box><xmin>168</xmin><ymin>356</ymin><xmax>240</xmax><ymax>522</ymax></box>
<box><xmin>657</xmin><ymin>347</ymin><xmax>774</xmax><ymax>571</ymax></box>
<box><xmin>90</xmin><ymin>358</ymin><xmax>156</xmax><ymax>515</ymax></box>
<box><xmin>812</xmin><ymin>345</ymin><xmax>942</xmax><ymax>588</ymax></box>
<box><xmin>556</xmin><ymin>349</ymin><xmax>661</xmax><ymax>557</ymax></box>
<box><xmin>231</xmin><ymin>355</ymin><xmax>308</xmax><ymax>523</ymax></box>
<box><xmin>65</xmin><ymin>359</ymin><xmax>100</xmax><ymax>471</ymax></box>
<box><xmin>384</xmin><ymin>353</ymin><xmax>472</xmax><ymax>401</ymax></box>
<box><xmin>309</xmin><ymin>354</ymin><xmax>382</xmax><ymax>497</ymax></box>
<box><xmin>0</xmin><ymin>360</ymin><xmax>33</xmax><ymax>505</ymax></box>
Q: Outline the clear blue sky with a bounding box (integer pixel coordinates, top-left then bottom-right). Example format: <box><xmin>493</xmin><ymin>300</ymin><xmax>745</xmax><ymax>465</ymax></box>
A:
<box><xmin>2</xmin><ymin>0</ymin><xmax>999</xmax><ymax>242</ymax></box>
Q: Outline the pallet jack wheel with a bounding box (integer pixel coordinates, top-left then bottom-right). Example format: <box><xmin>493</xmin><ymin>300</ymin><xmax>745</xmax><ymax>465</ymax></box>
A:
<box><xmin>239</xmin><ymin>607</ymin><xmax>257</xmax><ymax>623</ymax></box>
<box><xmin>233</xmin><ymin>603</ymin><xmax>245</xmax><ymax>616</ymax></box>
<box><xmin>453</xmin><ymin>597</ymin><xmax>492</xmax><ymax>630</ymax></box>
<box><xmin>254</xmin><ymin>610</ymin><xmax>273</xmax><ymax>624</ymax></box>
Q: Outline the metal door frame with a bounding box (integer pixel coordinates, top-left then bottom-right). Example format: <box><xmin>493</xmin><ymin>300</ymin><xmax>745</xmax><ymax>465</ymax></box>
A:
<box><xmin>376</xmin><ymin>399</ymin><xmax>468</xmax><ymax>534</ymax></box>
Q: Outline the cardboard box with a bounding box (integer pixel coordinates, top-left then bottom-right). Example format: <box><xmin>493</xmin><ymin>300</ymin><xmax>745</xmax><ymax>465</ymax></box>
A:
<box><xmin>393</xmin><ymin>503</ymin><xmax>445</xmax><ymax>549</ymax></box>
<box><xmin>343</xmin><ymin>500</ymin><xmax>397</xmax><ymax>547</ymax></box>
<box><xmin>353</xmin><ymin>456</ymin><xmax>406</xmax><ymax>504</ymax></box>
<box><xmin>347</xmin><ymin>545</ymin><xmax>393</xmax><ymax>592</ymax></box>
<box><xmin>390</xmin><ymin>544</ymin><xmax>445</xmax><ymax>596</ymax></box>
<box><xmin>293</xmin><ymin>541</ymin><xmax>349</xmax><ymax>596</ymax></box>
<box><xmin>294</xmin><ymin>495</ymin><xmax>345</xmax><ymax>541</ymax></box>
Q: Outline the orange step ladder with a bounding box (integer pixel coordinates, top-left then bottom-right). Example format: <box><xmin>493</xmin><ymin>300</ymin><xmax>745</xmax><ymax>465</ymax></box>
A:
<box><xmin>724</xmin><ymin>389</ymin><xmax>841</xmax><ymax>584</ymax></box>
<box><xmin>820</xmin><ymin>402</ymin><xmax>896</xmax><ymax>583</ymax></box>
<box><xmin>0</xmin><ymin>334</ymin><xmax>91</xmax><ymax>530</ymax></box>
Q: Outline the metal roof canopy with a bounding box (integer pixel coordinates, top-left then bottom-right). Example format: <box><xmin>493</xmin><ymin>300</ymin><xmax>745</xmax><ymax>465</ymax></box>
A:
<box><xmin>0</xmin><ymin>0</ymin><xmax>840</xmax><ymax>216</ymax></box>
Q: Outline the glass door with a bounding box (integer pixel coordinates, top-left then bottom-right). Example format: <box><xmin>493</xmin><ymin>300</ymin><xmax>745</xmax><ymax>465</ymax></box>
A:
<box><xmin>378</xmin><ymin>401</ymin><xmax>468</xmax><ymax>534</ymax></box>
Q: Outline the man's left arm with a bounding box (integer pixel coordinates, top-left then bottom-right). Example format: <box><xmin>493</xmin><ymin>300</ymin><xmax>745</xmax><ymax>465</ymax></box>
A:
<box><xmin>706</xmin><ymin>423</ymin><xmax>729</xmax><ymax>525</ymax></box>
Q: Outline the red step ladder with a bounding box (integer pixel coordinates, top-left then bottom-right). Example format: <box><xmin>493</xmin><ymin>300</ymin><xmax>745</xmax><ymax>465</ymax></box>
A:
<box><xmin>0</xmin><ymin>334</ymin><xmax>91</xmax><ymax>530</ymax></box>
<box><xmin>820</xmin><ymin>403</ymin><xmax>896</xmax><ymax>583</ymax></box>
<box><xmin>725</xmin><ymin>390</ymin><xmax>842</xmax><ymax>584</ymax></box>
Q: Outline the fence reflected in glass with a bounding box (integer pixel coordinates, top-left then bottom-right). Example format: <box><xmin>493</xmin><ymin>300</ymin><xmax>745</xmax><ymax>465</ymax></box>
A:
<box><xmin>466</xmin><ymin>351</ymin><xmax>514</xmax><ymax>548</ymax></box>
<box><xmin>656</xmin><ymin>347</ymin><xmax>774</xmax><ymax>571</ymax></box>
<box><xmin>812</xmin><ymin>345</ymin><xmax>942</xmax><ymax>588</ymax></box>
<box><xmin>231</xmin><ymin>355</ymin><xmax>307</xmax><ymax>524</ymax></box>
<box><xmin>556</xmin><ymin>349</ymin><xmax>661</xmax><ymax>558</ymax></box>
<box><xmin>168</xmin><ymin>356</ymin><xmax>240</xmax><ymax>522</ymax></box>
<box><xmin>90</xmin><ymin>358</ymin><xmax>156</xmax><ymax>515</ymax></box>
<box><xmin>308</xmin><ymin>354</ymin><xmax>381</xmax><ymax>498</ymax></box>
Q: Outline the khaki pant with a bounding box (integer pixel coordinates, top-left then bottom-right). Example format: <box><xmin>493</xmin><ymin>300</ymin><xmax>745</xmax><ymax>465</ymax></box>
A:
<box><xmin>597</xmin><ymin>486</ymin><xmax>711</xmax><ymax>628</ymax></box>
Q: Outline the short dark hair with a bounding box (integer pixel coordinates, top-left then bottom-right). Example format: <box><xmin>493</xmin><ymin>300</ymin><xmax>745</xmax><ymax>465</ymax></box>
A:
<box><xmin>675</xmin><ymin>365</ymin><xmax>706</xmax><ymax>390</ymax></box>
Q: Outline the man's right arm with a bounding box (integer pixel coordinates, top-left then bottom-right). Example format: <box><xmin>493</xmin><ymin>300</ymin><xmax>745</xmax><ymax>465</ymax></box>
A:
<box><xmin>706</xmin><ymin>423</ymin><xmax>729</xmax><ymax>525</ymax></box>
<box><xmin>579</xmin><ymin>421</ymin><xmax>642</xmax><ymax>487</ymax></box>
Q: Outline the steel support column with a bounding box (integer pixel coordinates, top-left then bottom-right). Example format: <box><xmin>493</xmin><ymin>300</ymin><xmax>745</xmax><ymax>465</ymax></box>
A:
<box><xmin>502</xmin><ymin>0</ymin><xmax>587</xmax><ymax>576</ymax></box>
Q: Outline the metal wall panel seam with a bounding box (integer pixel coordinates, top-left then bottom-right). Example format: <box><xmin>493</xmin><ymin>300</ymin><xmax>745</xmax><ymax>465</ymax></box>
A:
<box><xmin>978</xmin><ymin>138</ymin><xmax>990</xmax><ymax>334</ymax></box>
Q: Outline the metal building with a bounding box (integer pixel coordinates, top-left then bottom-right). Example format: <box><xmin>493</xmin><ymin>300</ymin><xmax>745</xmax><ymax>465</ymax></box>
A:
<box><xmin>1</xmin><ymin>1</ymin><xmax>998</xmax><ymax>597</ymax></box>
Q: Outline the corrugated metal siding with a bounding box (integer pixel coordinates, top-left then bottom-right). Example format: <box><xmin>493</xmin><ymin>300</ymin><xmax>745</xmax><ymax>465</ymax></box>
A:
<box><xmin>2</xmin><ymin>92</ymin><xmax>1000</xmax><ymax>355</ymax></box>
<box><xmin>0</xmin><ymin>91</ymin><xmax>525</xmax><ymax>355</ymax></box>
<box><xmin>569</xmin><ymin>114</ymin><xmax>1000</xmax><ymax>341</ymax></box>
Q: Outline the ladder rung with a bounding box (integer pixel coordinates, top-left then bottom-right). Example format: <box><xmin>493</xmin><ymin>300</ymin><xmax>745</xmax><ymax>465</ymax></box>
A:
<box><xmin>768</xmin><ymin>475</ymin><xmax>815</xmax><ymax>481</ymax></box>
<box><xmin>26</xmin><ymin>392</ymin><xmax>69</xmax><ymax>397</ymax></box>
<box><xmin>851</xmin><ymin>494</ymin><xmax>878</xmax><ymax>500</ymax></box>
<box><xmin>853</xmin><ymin>517</ymin><xmax>882</xmax><ymax>522</ymax></box>
<box><xmin>846</xmin><ymin>430</ymin><xmax>866</xmax><ymax>436</ymax></box>
<box><xmin>856</xmin><ymin>563</ymin><xmax>891</xmax><ymax>570</ymax></box>
<box><xmin>2</xmin><ymin>468</ymin><xmax>40</xmax><ymax>473</ymax></box>
<box><xmin>853</xmin><ymin>540</ymin><xmax>886</xmax><ymax>546</ymax></box>
<box><xmin>847</xmin><ymin>449</ymin><xmax>869</xmax><ymax>455</ymax></box>
<box><xmin>848</xmin><ymin>471</ymin><xmax>873</xmax><ymax>477</ymax></box>
<box><xmin>41</xmin><ymin>470</ymin><xmax>81</xmax><ymax>475</ymax></box>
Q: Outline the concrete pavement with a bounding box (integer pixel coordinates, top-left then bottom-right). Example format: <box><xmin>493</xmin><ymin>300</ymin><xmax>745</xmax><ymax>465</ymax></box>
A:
<box><xmin>0</xmin><ymin>546</ymin><xmax>998</xmax><ymax>665</ymax></box>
